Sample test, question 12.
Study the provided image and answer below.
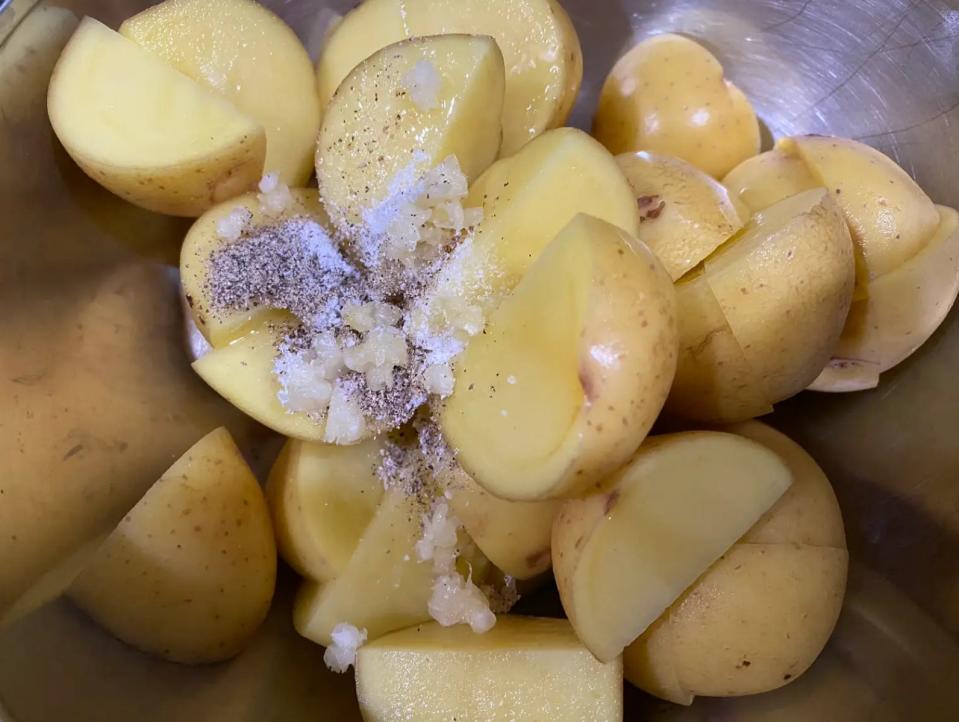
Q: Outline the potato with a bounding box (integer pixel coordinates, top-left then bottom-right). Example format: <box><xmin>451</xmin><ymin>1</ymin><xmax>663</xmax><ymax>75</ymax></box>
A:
<box><xmin>355</xmin><ymin>618</ymin><xmax>623</xmax><ymax>722</ymax></box>
<box><xmin>266</xmin><ymin>438</ymin><xmax>385</xmax><ymax>584</ymax></box>
<box><xmin>67</xmin><ymin>428</ymin><xmax>276</xmax><ymax>664</ymax></box>
<box><xmin>316</xmin><ymin>33</ymin><xmax>505</xmax><ymax>232</ymax></box>
<box><xmin>120</xmin><ymin>0</ymin><xmax>320</xmax><ymax>186</ymax></box>
<box><xmin>704</xmin><ymin>188</ymin><xmax>855</xmax><ymax>404</ymax></box>
<box><xmin>617</xmin><ymin>151</ymin><xmax>746</xmax><ymax>280</ymax></box>
<box><xmin>625</xmin><ymin>421</ymin><xmax>847</xmax><ymax>703</ymax></box>
<box><xmin>445</xmin><ymin>467</ymin><xmax>561</xmax><ymax>579</ymax></box>
<box><xmin>593</xmin><ymin>34</ymin><xmax>760</xmax><ymax>178</ymax></box>
<box><xmin>440</xmin><ymin>214</ymin><xmax>677</xmax><ymax>501</ymax></box>
<box><xmin>785</xmin><ymin>135</ymin><xmax>939</xmax><ymax>280</ymax></box>
<box><xmin>180</xmin><ymin>189</ymin><xmax>325</xmax><ymax>347</ymax></box>
<box><xmin>723</xmin><ymin>148</ymin><xmax>819</xmax><ymax>216</ymax></box>
<box><xmin>552</xmin><ymin>431</ymin><xmax>792</xmax><ymax>662</ymax></box>
<box><xmin>47</xmin><ymin>17</ymin><xmax>265</xmax><ymax>217</ymax></box>
<box><xmin>315</xmin><ymin>0</ymin><xmax>582</xmax><ymax>156</ymax></box>
<box><xmin>666</xmin><ymin>270</ymin><xmax>773</xmax><ymax>423</ymax></box>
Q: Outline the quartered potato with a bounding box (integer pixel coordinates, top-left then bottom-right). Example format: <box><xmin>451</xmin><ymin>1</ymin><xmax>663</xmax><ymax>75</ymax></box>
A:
<box><xmin>48</xmin><ymin>17</ymin><xmax>265</xmax><ymax>216</ymax></box>
<box><xmin>594</xmin><ymin>34</ymin><xmax>760</xmax><ymax>178</ymax></box>
<box><xmin>316</xmin><ymin>0</ymin><xmax>582</xmax><ymax>156</ymax></box>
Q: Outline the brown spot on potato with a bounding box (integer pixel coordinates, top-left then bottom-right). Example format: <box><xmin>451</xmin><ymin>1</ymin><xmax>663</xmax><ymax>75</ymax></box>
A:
<box><xmin>604</xmin><ymin>490</ymin><xmax>621</xmax><ymax>515</ymax></box>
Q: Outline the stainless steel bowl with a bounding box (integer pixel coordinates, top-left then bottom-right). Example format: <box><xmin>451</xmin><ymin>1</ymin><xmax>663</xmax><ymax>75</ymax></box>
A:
<box><xmin>2</xmin><ymin>0</ymin><xmax>959</xmax><ymax>719</ymax></box>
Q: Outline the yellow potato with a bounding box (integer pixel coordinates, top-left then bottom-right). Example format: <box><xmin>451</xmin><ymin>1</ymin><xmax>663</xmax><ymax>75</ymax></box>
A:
<box><xmin>784</xmin><ymin>135</ymin><xmax>940</xmax><ymax>280</ymax></box>
<box><xmin>806</xmin><ymin>299</ymin><xmax>882</xmax><ymax>392</ymax></box>
<box><xmin>266</xmin><ymin>438</ymin><xmax>385</xmax><ymax>584</ymax></box>
<box><xmin>593</xmin><ymin>33</ymin><xmax>760</xmax><ymax>178</ymax></box>
<box><xmin>666</xmin><ymin>270</ymin><xmax>774</xmax><ymax>423</ymax></box>
<box><xmin>47</xmin><ymin>17</ymin><xmax>265</xmax><ymax>217</ymax></box>
<box><xmin>723</xmin><ymin>149</ymin><xmax>819</xmax><ymax>216</ymax></box>
<box><xmin>617</xmin><ymin>150</ymin><xmax>746</xmax><ymax>280</ymax></box>
<box><xmin>356</xmin><ymin>618</ymin><xmax>623</xmax><ymax>722</ymax></box>
<box><xmin>704</xmin><ymin>188</ymin><xmax>855</xmax><ymax>404</ymax></box>
<box><xmin>180</xmin><ymin>189</ymin><xmax>325</xmax><ymax>347</ymax></box>
<box><xmin>315</xmin><ymin>0</ymin><xmax>582</xmax><ymax>156</ymax></box>
<box><xmin>441</xmin><ymin>214</ymin><xmax>677</xmax><ymax>501</ymax></box>
<box><xmin>68</xmin><ymin>428</ymin><xmax>276</xmax><ymax>664</ymax></box>
<box><xmin>552</xmin><ymin>431</ymin><xmax>792</xmax><ymax>662</ymax></box>
<box><xmin>625</xmin><ymin>421</ymin><xmax>847</xmax><ymax>702</ymax></box>
<box><xmin>316</xmin><ymin>33</ymin><xmax>504</xmax><ymax>231</ymax></box>
<box><xmin>120</xmin><ymin>0</ymin><xmax>320</xmax><ymax>186</ymax></box>
<box><xmin>446</xmin><ymin>468</ymin><xmax>561</xmax><ymax>579</ymax></box>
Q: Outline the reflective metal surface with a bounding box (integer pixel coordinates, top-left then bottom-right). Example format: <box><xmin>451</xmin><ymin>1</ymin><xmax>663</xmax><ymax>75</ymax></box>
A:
<box><xmin>1</xmin><ymin>0</ymin><xmax>958</xmax><ymax>719</ymax></box>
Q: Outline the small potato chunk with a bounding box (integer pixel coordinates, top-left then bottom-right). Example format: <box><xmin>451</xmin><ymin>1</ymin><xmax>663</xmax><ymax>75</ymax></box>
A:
<box><xmin>705</xmin><ymin>188</ymin><xmax>855</xmax><ymax>404</ymax></box>
<box><xmin>68</xmin><ymin>428</ymin><xmax>276</xmax><ymax>664</ymax></box>
<box><xmin>552</xmin><ymin>431</ymin><xmax>792</xmax><ymax>662</ymax></box>
<box><xmin>617</xmin><ymin>151</ymin><xmax>746</xmax><ymax>280</ymax></box>
<box><xmin>316</xmin><ymin>34</ymin><xmax>505</xmax><ymax>232</ymax></box>
<box><xmin>441</xmin><ymin>214</ymin><xmax>677</xmax><ymax>501</ymax></box>
<box><xmin>266</xmin><ymin>438</ymin><xmax>385</xmax><ymax>583</ymax></box>
<box><xmin>120</xmin><ymin>0</ymin><xmax>320</xmax><ymax>186</ymax></box>
<box><xmin>625</xmin><ymin>422</ymin><xmax>847</xmax><ymax>703</ymax></box>
<box><xmin>356</xmin><ymin>618</ymin><xmax>623</xmax><ymax>722</ymax></box>
<box><xmin>47</xmin><ymin>18</ymin><xmax>265</xmax><ymax>217</ymax></box>
<box><xmin>316</xmin><ymin>0</ymin><xmax>582</xmax><ymax>156</ymax></box>
<box><xmin>594</xmin><ymin>34</ymin><xmax>759</xmax><ymax>178</ymax></box>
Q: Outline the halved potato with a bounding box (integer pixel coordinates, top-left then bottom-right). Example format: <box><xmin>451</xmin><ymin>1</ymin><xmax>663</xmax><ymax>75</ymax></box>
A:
<box><xmin>440</xmin><ymin>214</ymin><xmax>677</xmax><ymax>501</ymax></box>
<box><xmin>552</xmin><ymin>431</ymin><xmax>792</xmax><ymax>662</ymax></box>
<box><xmin>704</xmin><ymin>188</ymin><xmax>855</xmax><ymax>404</ymax></box>
<box><xmin>68</xmin><ymin>428</ymin><xmax>276</xmax><ymax>664</ymax></box>
<box><xmin>315</xmin><ymin>0</ymin><xmax>582</xmax><ymax>156</ymax></box>
<box><xmin>617</xmin><ymin>150</ymin><xmax>746</xmax><ymax>280</ymax></box>
<box><xmin>48</xmin><ymin>17</ymin><xmax>264</xmax><ymax>216</ymax></box>
<box><xmin>356</xmin><ymin>618</ymin><xmax>623</xmax><ymax>722</ymax></box>
<box><xmin>316</xmin><ymin>33</ymin><xmax>505</xmax><ymax>231</ymax></box>
<box><xmin>120</xmin><ymin>0</ymin><xmax>320</xmax><ymax>186</ymax></box>
<box><xmin>593</xmin><ymin>34</ymin><xmax>759</xmax><ymax>178</ymax></box>
<box><xmin>266</xmin><ymin>438</ymin><xmax>385</xmax><ymax>583</ymax></box>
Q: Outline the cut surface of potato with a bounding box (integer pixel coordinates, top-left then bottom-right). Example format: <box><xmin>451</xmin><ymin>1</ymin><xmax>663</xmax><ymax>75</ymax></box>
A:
<box><xmin>48</xmin><ymin>17</ymin><xmax>264</xmax><ymax>216</ymax></box>
<box><xmin>356</xmin><ymin>617</ymin><xmax>623</xmax><ymax>722</ymax></box>
<box><xmin>593</xmin><ymin>33</ymin><xmax>759</xmax><ymax>178</ymax></box>
<box><xmin>552</xmin><ymin>431</ymin><xmax>792</xmax><ymax>662</ymax></box>
<box><xmin>705</xmin><ymin>188</ymin><xmax>855</xmax><ymax>404</ymax></box>
<box><xmin>180</xmin><ymin>188</ymin><xmax>325</xmax><ymax>347</ymax></box>
<box><xmin>68</xmin><ymin>427</ymin><xmax>276</xmax><ymax>664</ymax></box>
<box><xmin>722</xmin><ymin>149</ymin><xmax>819</xmax><ymax>216</ymax></box>
<box><xmin>666</xmin><ymin>270</ymin><xmax>773</xmax><ymax>423</ymax></box>
<box><xmin>266</xmin><ymin>438</ymin><xmax>385</xmax><ymax>583</ymax></box>
<box><xmin>617</xmin><ymin>151</ymin><xmax>746</xmax><ymax>280</ymax></box>
<box><xmin>316</xmin><ymin>33</ymin><xmax>505</xmax><ymax>231</ymax></box>
<box><xmin>315</xmin><ymin>0</ymin><xmax>582</xmax><ymax>156</ymax></box>
<box><xmin>120</xmin><ymin>0</ymin><xmax>319</xmax><ymax>186</ymax></box>
<box><xmin>441</xmin><ymin>214</ymin><xmax>677</xmax><ymax>501</ymax></box>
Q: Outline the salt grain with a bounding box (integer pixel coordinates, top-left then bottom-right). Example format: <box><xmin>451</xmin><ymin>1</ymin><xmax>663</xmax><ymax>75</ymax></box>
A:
<box><xmin>323</xmin><ymin>622</ymin><xmax>367</xmax><ymax>673</ymax></box>
<box><xmin>402</xmin><ymin>59</ymin><xmax>442</xmax><ymax>111</ymax></box>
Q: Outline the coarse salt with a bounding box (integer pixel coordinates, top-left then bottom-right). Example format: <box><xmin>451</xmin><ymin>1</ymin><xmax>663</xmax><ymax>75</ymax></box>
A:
<box><xmin>323</xmin><ymin>622</ymin><xmax>367</xmax><ymax>673</ymax></box>
<box><xmin>402</xmin><ymin>59</ymin><xmax>442</xmax><ymax>111</ymax></box>
<box><xmin>258</xmin><ymin>172</ymin><xmax>293</xmax><ymax>215</ymax></box>
<box><xmin>215</xmin><ymin>207</ymin><xmax>252</xmax><ymax>242</ymax></box>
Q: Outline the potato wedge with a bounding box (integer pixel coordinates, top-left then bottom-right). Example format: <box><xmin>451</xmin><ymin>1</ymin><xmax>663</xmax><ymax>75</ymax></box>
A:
<box><xmin>68</xmin><ymin>428</ymin><xmax>276</xmax><ymax>664</ymax></box>
<box><xmin>705</xmin><ymin>188</ymin><xmax>855</xmax><ymax>404</ymax></box>
<box><xmin>316</xmin><ymin>33</ymin><xmax>505</xmax><ymax>232</ymax></box>
<box><xmin>356</xmin><ymin>618</ymin><xmax>623</xmax><ymax>722</ymax></box>
<box><xmin>441</xmin><ymin>214</ymin><xmax>677</xmax><ymax>501</ymax></box>
<box><xmin>121</xmin><ymin>0</ymin><xmax>319</xmax><ymax>186</ymax></box>
<box><xmin>315</xmin><ymin>0</ymin><xmax>582</xmax><ymax>156</ymax></box>
<box><xmin>48</xmin><ymin>17</ymin><xmax>264</xmax><ymax>217</ymax></box>
<box><xmin>593</xmin><ymin>34</ymin><xmax>759</xmax><ymax>178</ymax></box>
<box><xmin>617</xmin><ymin>150</ymin><xmax>746</xmax><ymax>280</ymax></box>
<box><xmin>552</xmin><ymin>431</ymin><xmax>792</xmax><ymax>662</ymax></box>
<box><xmin>266</xmin><ymin>438</ymin><xmax>385</xmax><ymax>583</ymax></box>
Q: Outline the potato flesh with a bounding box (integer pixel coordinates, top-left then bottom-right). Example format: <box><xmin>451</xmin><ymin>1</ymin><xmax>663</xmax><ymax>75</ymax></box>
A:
<box><xmin>553</xmin><ymin>432</ymin><xmax>792</xmax><ymax>662</ymax></box>
<box><xmin>441</xmin><ymin>213</ymin><xmax>676</xmax><ymax>500</ymax></box>
<box><xmin>722</xmin><ymin>149</ymin><xmax>819</xmax><ymax>216</ymax></box>
<box><xmin>68</xmin><ymin>428</ymin><xmax>276</xmax><ymax>664</ymax></box>
<box><xmin>705</xmin><ymin>188</ymin><xmax>855</xmax><ymax>404</ymax></box>
<box><xmin>47</xmin><ymin>17</ymin><xmax>264</xmax><ymax>216</ymax></box>
<box><xmin>316</xmin><ymin>34</ymin><xmax>505</xmax><ymax>230</ymax></box>
<box><xmin>356</xmin><ymin>618</ymin><xmax>623</xmax><ymax>722</ymax></box>
<box><xmin>315</xmin><ymin>0</ymin><xmax>582</xmax><ymax>155</ymax></box>
<box><xmin>120</xmin><ymin>0</ymin><xmax>320</xmax><ymax>185</ymax></box>
<box><xmin>266</xmin><ymin>438</ymin><xmax>385</xmax><ymax>583</ymax></box>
